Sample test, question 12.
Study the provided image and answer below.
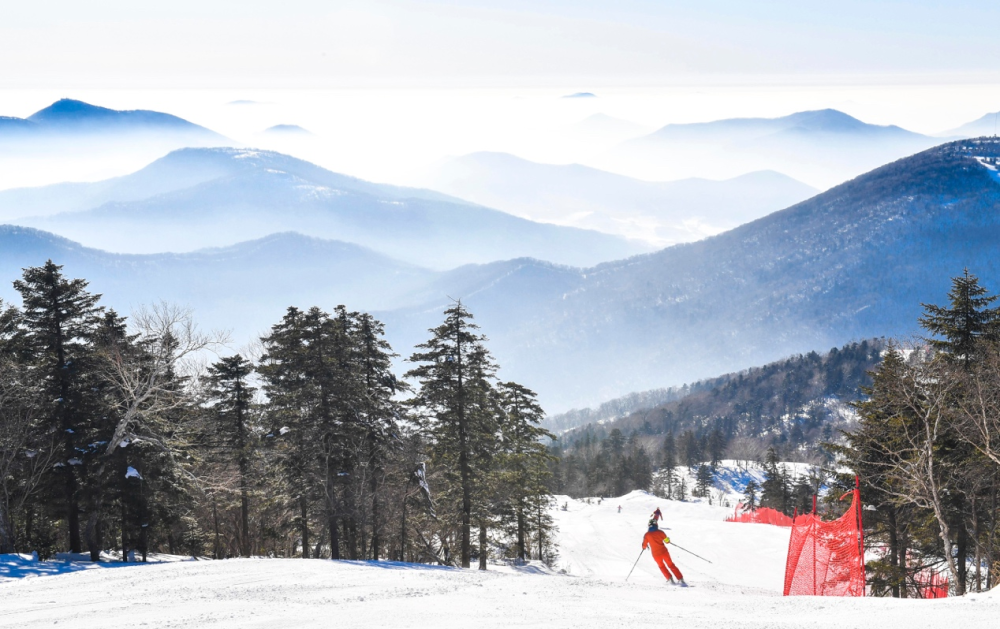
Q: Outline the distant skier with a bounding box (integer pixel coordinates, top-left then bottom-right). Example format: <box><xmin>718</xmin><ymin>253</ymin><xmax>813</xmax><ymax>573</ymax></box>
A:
<box><xmin>652</xmin><ymin>507</ymin><xmax>663</xmax><ymax>522</ymax></box>
<box><xmin>617</xmin><ymin>505</ymin><xmax>622</xmax><ymax>513</ymax></box>
<box><xmin>642</xmin><ymin>519</ymin><xmax>686</xmax><ymax>586</ymax></box>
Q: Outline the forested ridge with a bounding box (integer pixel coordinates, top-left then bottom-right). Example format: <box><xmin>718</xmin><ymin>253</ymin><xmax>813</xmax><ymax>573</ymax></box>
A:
<box><xmin>548</xmin><ymin>339</ymin><xmax>883</xmax><ymax>499</ymax></box>
<box><xmin>0</xmin><ymin>261</ymin><xmax>554</xmax><ymax>569</ymax></box>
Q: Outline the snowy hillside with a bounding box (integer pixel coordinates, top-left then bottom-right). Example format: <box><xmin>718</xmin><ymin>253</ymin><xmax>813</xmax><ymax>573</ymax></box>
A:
<box><xmin>552</xmin><ymin>490</ymin><xmax>791</xmax><ymax>591</ymax></box>
<box><xmin>1</xmin><ymin>488</ymin><xmax>995</xmax><ymax>628</ymax></box>
<box><xmin>659</xmin><ymin>459</ymin><xmax>822</xmax><ymax>506</ymax></box>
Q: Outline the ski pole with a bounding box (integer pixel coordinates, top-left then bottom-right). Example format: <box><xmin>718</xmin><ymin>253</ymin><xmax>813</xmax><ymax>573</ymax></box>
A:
<box><xmin>625</xmin><ymin>547</ymin><xmax>646</xmax><ymax>581</ymax></box>
<box><xmin>668</xmin><ymin>542</ymin><xmax>713</xmax><ymax>564</ymax></box>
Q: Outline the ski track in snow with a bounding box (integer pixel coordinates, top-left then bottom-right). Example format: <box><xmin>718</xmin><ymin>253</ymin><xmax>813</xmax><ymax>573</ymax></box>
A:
<box><xmin>1</xmin><ymin>491</ymin><xmax>997</xmax><ymax>628</ymax></box>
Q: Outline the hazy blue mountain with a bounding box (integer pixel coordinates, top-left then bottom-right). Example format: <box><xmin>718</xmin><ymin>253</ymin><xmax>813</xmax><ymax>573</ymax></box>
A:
<box><xmin>426</xmin><ymin>151</ymin><xmax>817</xmax><ymax>244</ymax></box>
<box><xmin>642</xmin><ymin>109</ymin><xmax>920</xmax><ymax>143</ymax></box>
<box><xmin>1</xmin><ymin>99</ymin><xmax>225</xmax><ymax>144</ymax></box>
<box><xmin>0</xmin><ymin>116</ymin><xmax>38</xmax><ymax>137</ymax></box>
<box><xmin>263</xmin><ymin>124</ymin><xmax>312</xmax><ymax>135</ymax></box>
<box><xmin>8</xmin><ymin>140</ymin><xmax>998</xmax><ymax>413</ymax></box>
<box><xmin>944</xmin><ymin>111</ymin><xmax>1000</xmax><ymax>138</ymax></box>
<box><xmin>608</xmin><ymin>109</ymin><xmax>943</xmax><ymax>189</ymax></box>
<box><xmin>0</xmin><ymin>147</ymin><xmax>462</xmax><ymax>219</ymax></box>
<box><xmin>8</xmin><ymin>148</ymin><xmax>650</xmax><ymax>269</ymax></box>
<box><xmin>0</xmin><ymin>226</ymin><xmax>435</xmax><ymax>338</ymax></box>
<box><xmin>384</xmin><ymin>138</ymin><xmax>1000</xmax><ymax>410</ymax></box>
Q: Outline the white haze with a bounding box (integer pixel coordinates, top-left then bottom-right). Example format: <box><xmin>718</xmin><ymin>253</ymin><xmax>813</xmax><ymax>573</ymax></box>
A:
<box><xmin>2</xmin><ymin>82</ymin><xmax>1000</xmax><ymax>195</ymax></box>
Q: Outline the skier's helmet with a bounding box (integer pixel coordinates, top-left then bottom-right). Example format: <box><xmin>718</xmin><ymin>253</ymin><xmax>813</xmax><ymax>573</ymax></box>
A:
<box><xmin>648</xmin><ymin>518</ymin><xmax>658</xmax><ymax>532</ymax></box>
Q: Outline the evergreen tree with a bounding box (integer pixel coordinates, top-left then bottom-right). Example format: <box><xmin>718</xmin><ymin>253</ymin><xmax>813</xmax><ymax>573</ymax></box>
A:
<box><xmin>495</xmin><ymin>382</ymin><xmax>554</xmax><ymax>562</ymax></box>
<box><xmin>742</xmin><ymin>479</ymin><xmax>758</xmax><ymax>510</ymax></box>
<box><xmin>405</xmin><ymin>301</ymin><xmax>496</xmax><ymax>568</ymax></box>
<box><xmin>353</xmin><ymin>312</ymin><xmax>407</xmax><ymax>561</ymax></box>
<box><xmin>13</xmin><ymin>261</ymin><xmax>103</xmax><ymax>553</ymax></box>
<box><xmin>919</xmin><ymin>268</ymin><xmax>1000</xmax><ymax>367</ymax></box>
<box><xmin>695</xmin><ymin>464</ymin><xmax>713</xmax><ymax>498</ymax></box>
<box><xmin>759</xmin><ymin>447</ymin><xmax>790</xmax><ymax>513</ymax></box>
<box><xmin>661</xmin><ymin>433</ymin><xmax>677</xmax><ymax>499</ymax></box>
<box><xmin>258</xmin><ymin>307</ymin><xmax>321</xmax><ymax>558</ymax></box>
<box><xmin>707</xmin><ymin>428</ymin><xmax>726</xmax><ymax>470</ymax></box>
<box><xmin>204</xmin><ymin>354</ymin><xmax>258</xmax><ymax>557</ymax></box>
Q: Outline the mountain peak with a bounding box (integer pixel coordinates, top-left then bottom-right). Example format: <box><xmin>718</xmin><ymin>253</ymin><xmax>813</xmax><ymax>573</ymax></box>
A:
<box><xmin>22</xmin><ymin>99</ymin><xmax>222</xmax><ymax>137</ymax></box>
<box><xmin>28</xmin><ymin>99</ymin><xmax>116</xmax><ymax>121</ymax></box>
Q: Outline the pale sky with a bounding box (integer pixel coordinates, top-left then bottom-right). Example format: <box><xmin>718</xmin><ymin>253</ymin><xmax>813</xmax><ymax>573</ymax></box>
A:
<box><xmin>3</xmin><ymin>0</ymin><xmax>1000</xmax><ymax>88</ymax></box>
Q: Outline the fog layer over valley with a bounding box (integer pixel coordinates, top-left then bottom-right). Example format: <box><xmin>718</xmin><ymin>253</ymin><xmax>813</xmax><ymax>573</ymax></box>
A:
<box><xmin>4</xmin><ymin>139</ymin><xmax>1000</xmax><ymax>413</ymax></box>
<box><xmin>2</xmin><ymin>147</ymin><xmax>650</xmax><ymax>269</ymax></box>
<box><xmin>425</xmin><ymin>152</ymin><xmax>817</xmax><ymax>246</ymax></box>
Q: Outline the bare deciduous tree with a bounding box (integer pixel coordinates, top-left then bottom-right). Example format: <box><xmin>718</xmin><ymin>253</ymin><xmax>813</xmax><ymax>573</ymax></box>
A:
<box><xmin>83</xmin><ymin>303</ymin><xmax>228</xmax><ymax>560</ymax></box>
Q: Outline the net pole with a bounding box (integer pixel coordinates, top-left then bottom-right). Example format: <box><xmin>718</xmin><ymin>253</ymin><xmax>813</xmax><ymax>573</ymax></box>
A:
<box><xmin>856</xmin><ymin>475</ymin><xmax>865</xmax><ymax>596</ymax></box>
<box><xmin>812</xmin><ymin>494</ymin><xmax>817</xmax><ymax>595</ymax></box>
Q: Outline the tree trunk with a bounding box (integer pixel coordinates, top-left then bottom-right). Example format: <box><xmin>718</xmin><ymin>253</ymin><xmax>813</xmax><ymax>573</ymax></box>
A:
<box><xmin>456</xmin><ymin>318</ymin><xmax>471</xmax><ymax>569</ymax></box>
<box><xmin>399</xmin><ymin>494</ymin><xmax>407</xmax><ymax>562</ymax></box>
<box><xmin>240</xmin><ymin>483</ymin><xmax>250</xmax><ymax>557</ymax></box>
<box><xmin>537</xmin><ymin>496</ymin><xmax>544</xmax><ymax>562</ymax></box>
<box><xmin>212</xmin><ymin>500</ymin><xmax>221</xmax><ymax>559</ymax></box>
<box><xmin>25</xmin><ymin>506</ymin><xmax>33</xmax><ymax>551</ymax></box>
<box><xmin>478</xmin><ymin>518</ymin><xmax>487</xmax><ymax>571</ymax></box>
<box><xmin>887</xmin><ymin>506</ymin><xmax>900</xmax><ymax>598</ymax></box>
<box><xmin>370</xmin><ymin>469</ymin><xmax>380</xmax><ymax>561</ymax></box>
<box><xmin>329</xmin><ymin>515</ymin><xmax>340</xmax><ymax>560</ymax></box>
<box><xmin>0</xmin><ymin>504</ymin><xmax>11</xmax><ymax>554</ymax></box>
<box><xmin>347</xmin><ymin>518</ymin><xmax>359</xmax><ymax>560</ymax></box>
<box><xmin>956</xmin><ymin>523</ymin><xmax>968</xmax><ymax>595</ymax></box>
<box><xmin>67</xmin><ymin>474</ymin><xmax>81</xmax><ymax>553</ymax></box>
<box><xmin>84</xmin><ymin>511</ymin><xmax>101</xmax><ymax>562</ymax></box>
<box><xmin>516</xmin><ymin>504</ymin><xmax>526</xmax><ymax>562</ymax></box>
<box><xmin>299</xmin><ymin>496</ymin><xmax>310</xmax><ymax>559</ymax></box>
<box><xmin>121</xmin><ymin>481</ymin><xmax>128</xmax><ymax>562</ymax></box>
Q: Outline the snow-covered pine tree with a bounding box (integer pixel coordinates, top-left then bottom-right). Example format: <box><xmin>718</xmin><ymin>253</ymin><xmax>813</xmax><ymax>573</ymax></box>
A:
<box><xmin>353</xmin><ymin>312</ymin><xmax>407</xmax><ymax>562</ymax></box>
<box><xmin>14</xmin><ymin>261</ymin><xmax>104</xmax><ymax>554</ymax></box>
<box><xmin>495</xmin><ymin>382</ymin><xmax>555</xmax><ymax>563</ymax></box>
<box><xmin>405</xmin><ymin>300</ymin><xmax>497</xmax><ymax>569</ymax></box>
<box><xmin>204</xmin><ymin>354</ymin><xmax>258</xmax><ymax>557</ymax></box>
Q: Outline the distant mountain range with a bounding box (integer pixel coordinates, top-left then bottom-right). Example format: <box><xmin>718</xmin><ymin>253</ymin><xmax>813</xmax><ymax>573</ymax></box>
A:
<box><xmin>0</xmin><ymin>226</ymin><xmax>436</xmax><ymax>339</ymax></box>
<box><xmin>426</xmin><ymin>152</ymin><xmax>817</xmax><ymax>245</ymax></box>
<box><xmin>2</xmin><ymin>147</ymin><xmax>650</xmax><ymax>269</ymax></box>
<box><xmin>945</xmin><ymin>111</ymin><xmax>1000</xmax><ymax>138</ymax></box>
<box><xmin>4</xmin><ymin>136</ymin><xmax>1000</xmax><ymax>413</ymax></box>
<box><xmin>0</xmin><ymin>99</ymin><xmax>226</xmax><ymax>145</ymax></box>
<box><xmin>382</xmin><ymin>138</ymin><xmax>1000</xmax><ymax>410</ymax></box>
<box><xmin>604</xmin><ymin>109</ymin><xmax>944</xmax><ymax>189</ymax></box>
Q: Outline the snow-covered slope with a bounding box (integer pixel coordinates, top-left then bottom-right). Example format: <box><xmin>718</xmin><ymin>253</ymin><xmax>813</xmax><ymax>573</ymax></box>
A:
<box><xmin>1</xmin><ymin>490</ymin><xmax>996</xmax><ymax>628</ymax></box>
<box><xmin>552</xmin><ymin>490</ymin><xmax>791</xmax><ymax>592</ymax></box>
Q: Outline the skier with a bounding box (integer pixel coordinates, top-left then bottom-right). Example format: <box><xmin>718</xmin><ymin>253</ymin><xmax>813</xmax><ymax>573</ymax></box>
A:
<box><xmin>652</xmin><ymin>507</ymin><xmax>663</xmax><ymax>522</ymax></box>
<box><xmin>617</xmin><ymin>505</ymin><xmax>622</xmax><ymax>513</ymax></box>
<box><xmin>642</xmin><ymin>519</ymin><xmax>686</xmax><ymax>586</ymax></box>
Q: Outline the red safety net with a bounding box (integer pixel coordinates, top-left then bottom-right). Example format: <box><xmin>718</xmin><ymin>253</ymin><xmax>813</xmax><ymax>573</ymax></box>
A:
<box><xmin>914</xmin><ymin>569</ymin><xmax>949</xmax><ymax>599</ymax></box>
<box><xmin>783</xmin><ymin>483</ymin><xmax>866</xmax><ymax>597</ymax></box>
<box><xmin>725</xmin><ymin>503</ymin><xmax>794</xmax><ymax>527</ymax></box>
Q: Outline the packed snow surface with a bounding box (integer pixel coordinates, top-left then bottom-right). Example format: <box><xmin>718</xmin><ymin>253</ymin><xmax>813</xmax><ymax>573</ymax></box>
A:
<box><xmin>1</xmin><ymin>491</ymin><xmax>996</xmax><ymax>628</ymax></box>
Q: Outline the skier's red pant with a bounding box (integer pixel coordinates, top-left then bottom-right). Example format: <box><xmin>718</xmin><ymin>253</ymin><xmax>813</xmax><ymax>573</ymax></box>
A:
<box><xmin>651</xmin><ymin>550</ymin><xmax>683</xmax><ymax>582</ymax></box>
